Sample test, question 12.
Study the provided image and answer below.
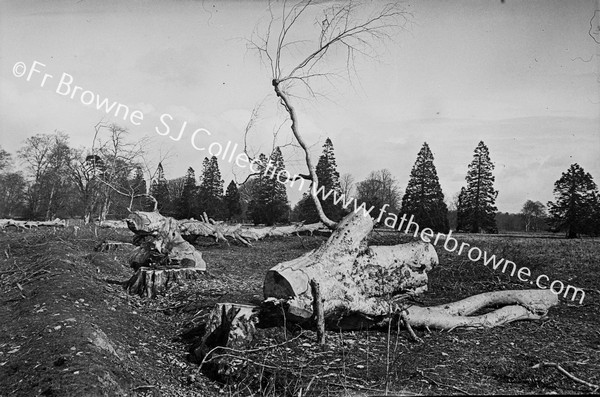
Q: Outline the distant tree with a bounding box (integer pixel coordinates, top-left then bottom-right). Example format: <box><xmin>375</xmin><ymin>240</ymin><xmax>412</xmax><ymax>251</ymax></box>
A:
<box><xmin>295</xmin><ymin>138</ymin><xmax>346</xmax><ymax>223</ymax></box>
<box><xmin>129</xmin><ymin>166</ymin><xmax>152</xmax><ymax>211</ymax></box>
<box><xmin>0</xmin><ymin>146</ymin><xmax>11</xmax><ymax>171</ymax></box>
<box><xmin>0</xmin><ymin>172</ymin><xmax>26</xmax><ymax>218</ymax></box>
<box><xmin>455</xmin><ymin>187</ymin><xmax>469</xmax><ymax>232</ymax></box>
<box><xmin>340</xmin><ymin>173</ymin><xmax>355</xmax><ymax>199</ymax></box>
<box><xmin>457</xmin><ymin>141</ymin><xmax>498</xmax><ymax>233</ymax></box>
<box><xmin>224</xmin><ymin>180</ymin><xmax>242</xmax><ymax>221</ymax></box>
<box><xmin>0</xmin><ymin>148</ymin><xmax>26</xmax><ymax>218</ymax></box>
<box><xmin>355</xmin><ymin>169</ymin><xmax>402</xmax><ymax>217</ymax></box>
<box><xmin>150</xmin><ymin>163</ymin><xmax>171</xmax><ymax>214</ymax></box>
<box><xmin>520</xmin><ymin>200</ymin><xmax>546</xmax><ymax>232</ymax></box>
<box><xmin>177</xmin><ymin>167</ymin><xmax>197</xmax><ymax>219</ymax></box>
<box><xmin>248</xmin><ymin>148</ymin><xmax>289</xmax><ymax>225</ymax></box>
<box><xmin>18</xmin><ymin>131</ymin><xmax>75</xmax><ymax>220</ymax></box>
<box><xmin>547</xmin><ymin>163</ymin><xmax>599</xmax><ymax>238</ymax></box>
<box><xmin>401</xmin><ymin>142</ymin><xmax>449</xmax><ymax>233</ymax></box>
<box><xmin>197</xmin><ymin>156</ymin><xmax>225</xmax><ymax>219</ymax></box>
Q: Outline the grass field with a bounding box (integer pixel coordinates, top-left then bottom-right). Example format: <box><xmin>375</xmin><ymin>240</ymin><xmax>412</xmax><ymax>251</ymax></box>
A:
<box><xmin>0</xmin><ymin>226</ymin><xmax>598</xmax><ymax>396</ymax></box>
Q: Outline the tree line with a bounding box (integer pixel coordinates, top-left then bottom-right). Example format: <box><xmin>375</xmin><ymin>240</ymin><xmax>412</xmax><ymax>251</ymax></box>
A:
<box><xmin>1</xmin><ymin>126</ymin><xmax>599</xmax><ymax>237</ymax></box>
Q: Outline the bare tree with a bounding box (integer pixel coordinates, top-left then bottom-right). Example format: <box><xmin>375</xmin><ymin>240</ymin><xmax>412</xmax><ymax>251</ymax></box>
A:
<box><xmin>521</xmin><ymin>200</ymin><xmax>546</xmax><ymax>232</ymax></box>
<box><xmin>355</xmin><ymin>169</ymin><xmax>402</xmax><ymax>214</ymax></box>
<box><xmin>18</xmin><ymin>131</ymin><xmax>74</xmax><ymax>220</ymax></box>
<box><xmin>339</xmin><ymin>172</ymin><xmax>355</xmax><ymax>199</ymax></box>
<box><xmin>86</xmin><ymin>122</ymin><xmax>159</xmax><ymax>221</ymax></box>
<box><xmin>248</xmin><ymin>0</ymin><xmax>408</xmax><ymax>229</ymax></box>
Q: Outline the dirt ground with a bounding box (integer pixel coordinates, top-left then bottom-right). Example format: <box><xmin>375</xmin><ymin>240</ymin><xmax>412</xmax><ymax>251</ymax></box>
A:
<box><xmin>0</xmin><ymin>226</ymin><xmax>599</xmax><ymax>396</ymax></box>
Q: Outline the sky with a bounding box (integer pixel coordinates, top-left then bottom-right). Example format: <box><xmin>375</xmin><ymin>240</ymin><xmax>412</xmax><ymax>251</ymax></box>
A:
<box><xmin>0</xmin><ymin>0</ymin><xmax>598</xmax><ymax>213</ymax></box>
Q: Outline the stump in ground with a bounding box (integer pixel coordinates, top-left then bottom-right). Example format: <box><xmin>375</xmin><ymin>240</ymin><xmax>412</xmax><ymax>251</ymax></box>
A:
<box><xmin>125</xmin><ymin>211</ymin><xmax>206</xmax><ymax>297</ymax></box>
<box><xmin>125</xmin><ymin>267</ymin><xmax>204</xmax><ymax>298</ymax></box>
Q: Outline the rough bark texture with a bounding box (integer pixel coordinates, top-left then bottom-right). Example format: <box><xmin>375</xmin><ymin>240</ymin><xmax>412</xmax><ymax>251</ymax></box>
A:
<box><xmin>126</xmin><ymin>211</ymin><xmax>205</xmax><ymax>272</ymax></box>
<box><xmin>264</xmin><ymin>211</ymin><xmax>438</xmax><ymax>326</ymax></box>
<box><xmin>191</xmin><ymin>303</ymin><xmax>263</xmax><ymax>378</ymax></box>
<box><xmin>125</xmin><ymin>267</ymin><xmax>204</xmax><ymax>298</ymax></box>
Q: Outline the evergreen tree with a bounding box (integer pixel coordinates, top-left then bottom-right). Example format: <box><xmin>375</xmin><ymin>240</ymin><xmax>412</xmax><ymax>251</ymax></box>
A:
<box><xmin>224</xmin><ymin>180</ymin><xmax>242</xmax><ymax>221</ymax></box>
<box><xmin>455</xmin><ymin>187</ymin><xmax>469</xmax><ymax>232</ymax></box>
<box><xmin>457</xmin><ymin>141</ymin><xmax>498</xmax><ymax>233</ymax></box>
<box><xmin>150</xmin><ymin>163</ymin><xmax>170</xmax><ymax>214</ymax></box>
<box><xmin>547</xmin><ymin>163</ymin><xmax>600</xmax><ymax>238</ymax></box>
<box><xmin>401</xmin><ymin>142</ymin><xmax>449</xmax><ymax>233</ymax></box>
<box><xmin>130</xmin><ymin>166</ymin><xmax>151</xmax><ymax>211</ymax></box>
<box><xmin>295</xmin><ymin>138</ymin><xmax>346</xmax><ymax>223</ymax></box>
<box><xmin>249</xmin><ymin>148</ymin><xmax>289</xmax><ymax>225</ymax></box>
<box><xmin>177</xmin><ymin>167</ymin><xmax>197</xmax><ymax>219</ymax></box>
<box><xmin>197</xmin><ymin>156</ymin><xmax>225</xmax><ymax>219</ymax></box>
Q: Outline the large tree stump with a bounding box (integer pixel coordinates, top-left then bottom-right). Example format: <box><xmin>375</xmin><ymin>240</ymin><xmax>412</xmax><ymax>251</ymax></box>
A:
<box><xmin>125</xmin><ymin>267</ymin><xmax>204</xmax><ymax>298</ymax></box>
<box><xmin>125</xmin><ymin>211</ymin><xmax>206</xmax><ymax>297</ymax></box>
<box><xmin>264</xmin><ymin>211</ymin><xmax>438</xmax><ymax>327</ymax></box>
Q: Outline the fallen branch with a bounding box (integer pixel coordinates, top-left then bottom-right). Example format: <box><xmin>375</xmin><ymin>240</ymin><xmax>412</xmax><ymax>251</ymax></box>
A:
<box><xmin>532</xmin><ymin>362</ymin><xmax>599</xmax><ymax>391</ymax></box>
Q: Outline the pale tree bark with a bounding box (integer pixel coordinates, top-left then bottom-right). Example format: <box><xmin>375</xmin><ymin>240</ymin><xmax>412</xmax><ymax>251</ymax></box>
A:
<box><xmin>193</xmin><ymin>211</ymin><xmax>559</xmax><ymax>368</ymax></box>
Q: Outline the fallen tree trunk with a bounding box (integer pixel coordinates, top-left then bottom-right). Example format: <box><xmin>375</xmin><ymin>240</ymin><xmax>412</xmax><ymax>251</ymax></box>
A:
<box><xmin>264</xmin><ymin>211</ymin><xmax>438</xmax><ymax>326</ymax></box>
<box><xmin>179</xmin><ymin>215</ymin><xmax>327</xmax><ymax>246</ymax></box>
<box><xmin>0</xmin><ymin>218</ymin><xmax>66</xmax><ymax>229</ymax></box>
<box><xmin>101</xmin><ymin>210</ymin><xmax>327</xmax><ymax>246</ymax></box>
<box><xmin>191</xmin><ymin>210</ymin><xmax>561</xmax><ymax>368</ymax></box>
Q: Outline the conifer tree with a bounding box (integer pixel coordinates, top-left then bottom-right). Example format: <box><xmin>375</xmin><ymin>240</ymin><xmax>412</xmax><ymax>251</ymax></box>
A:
<box><xmin>130</xmin><ymin>166</ymin><xmax>152</xmax><ymax>211</ymax></box>
<box><xmin>547</xmin><ymin>163</ymin><xmax>600</xmax><ymax>238</ymax></box>
<box><xmin>457</xmin><ymin>141</ymin><xmax>498</xmax><ymax>233</ymax></box>
<box><xmin>197</xmin><ymin>156</ymin><xmax>224</xmax><ymax>219</ymax></box>
<box><xmin>295</xmin><ymin>138</ymin><xmax>345</xmax><ymax>223</ymax></box>
<box><xmin>249</xmin><ymin>148</ymin><xmax>289</xmax><ymax>225</ymax></box>
<box><xmin>177</xmin><ymin>167</ymin><xmax>197</xmax><ymax>219</ymax></box>
<box><xmin>455</xmin><ymin>187</ymin><xmax>469</xmax><ymax>232</ymax></box>
<box><xmin>150</xmin><ymin>163</ymin><xmax>170</xmax><ymax>214</ymax></box>
<box><xmin>401</xmin><ymin>142</ymin><xmax>449</xmax><ymax>233</ymax></box>
<box><xmin>224</xmin><ymin>180</ymin><xmax>242</xmax><ymax>221</ymax></box>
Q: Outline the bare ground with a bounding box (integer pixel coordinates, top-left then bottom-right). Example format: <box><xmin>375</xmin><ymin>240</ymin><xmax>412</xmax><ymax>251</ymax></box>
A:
<box><xmin>0</xmin><ymin>226</ymin><xmax>599</xmax><ymax>396</ymax></box>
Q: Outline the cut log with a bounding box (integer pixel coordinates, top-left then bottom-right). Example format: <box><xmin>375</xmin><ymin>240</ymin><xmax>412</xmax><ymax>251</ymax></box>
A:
<box><xmin>0</xmin><ymin>218</ymin><xmax>66</xmax><ymax>229</ymax></box>
<box><xmin>264</xmin><ymin>211</ymin><xmax>438</xmax><ymax>326</ymax></box>
<box><xmin>125</xmin><ymin>267</ymin><xmax>204</xmax><ymax>298</ymax></box>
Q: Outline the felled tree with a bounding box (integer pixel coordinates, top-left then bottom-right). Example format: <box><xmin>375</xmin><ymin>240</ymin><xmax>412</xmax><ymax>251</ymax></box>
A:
<box><xmin>190</xmin><ymin>1</ymin><xmax>564</xmax><ymax>355</ymax></box>
<box><xmin>547</xmin><ymin>163</ymin><xmax>600</xmax><ymax>238</ymax></box>
<box><xmin>401</xmin><ymin>142</ymin><xmax>449</xmax><ymax>233</ymax></box>
<box><xmin>457</xmin><ymin>141</ymin><xmax>498</xmax><ymax>234</ymax></box>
